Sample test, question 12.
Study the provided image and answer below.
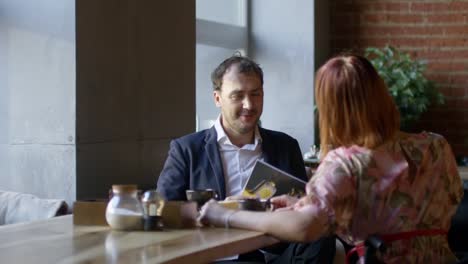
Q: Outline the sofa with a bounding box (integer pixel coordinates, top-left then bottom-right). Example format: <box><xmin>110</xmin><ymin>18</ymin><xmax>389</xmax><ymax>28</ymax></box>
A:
<box><xmin>0</xmin><ymin>190</ymin><xmax>68</xmax><ymax>225</ymax></box>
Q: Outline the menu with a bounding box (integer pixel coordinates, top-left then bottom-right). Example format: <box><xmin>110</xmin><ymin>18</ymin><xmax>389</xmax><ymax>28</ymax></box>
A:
<box><xmin>242</xmin><ymin>160</ymin><xmax>306</xmax><ymax>199</ymax></box>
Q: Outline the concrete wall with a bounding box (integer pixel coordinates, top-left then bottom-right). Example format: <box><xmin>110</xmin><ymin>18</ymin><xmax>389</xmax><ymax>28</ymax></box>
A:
<box><xmin>76</xmin><ymin>1</ymin><xmax>195</xmax><ymax>199</ymax></box>
<box><xmin>0</xmin><ymin>1</ymin><xmax>195</xmax><ymax>205</ymax></box>
<box><xmin>0</xmin><ymin>0</ymin><xmax>76</xmax><ymax>203</ymax></box>
<box><xmin>250</xmin><ymin>0</ymin><xmax>315</xmax><ymax>154</ymax></box>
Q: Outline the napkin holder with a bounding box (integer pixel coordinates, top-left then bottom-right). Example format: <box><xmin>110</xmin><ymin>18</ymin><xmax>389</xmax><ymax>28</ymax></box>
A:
<box><xmin>160</xmin><ymin>201</ymin><xmax>197</xmax><ymax>228</ymax></box>
<box><xmin>73</xmin><ymin>199</ymin><xmax>108</xmax><ymax>226</ymax></box>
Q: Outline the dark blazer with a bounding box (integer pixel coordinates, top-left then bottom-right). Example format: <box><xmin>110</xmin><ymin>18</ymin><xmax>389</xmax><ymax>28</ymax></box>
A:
<box><xmin>156</xmin><ymin>126</ymin><xmax>307</xmax><ymax>200</ymax></box>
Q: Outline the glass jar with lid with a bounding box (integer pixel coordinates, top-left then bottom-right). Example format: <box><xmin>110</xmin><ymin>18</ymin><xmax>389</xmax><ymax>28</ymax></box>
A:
<box><xmin>105</xmin><ymin>184</ymin><xmax>143</xmax><ymax>230</ymax></box>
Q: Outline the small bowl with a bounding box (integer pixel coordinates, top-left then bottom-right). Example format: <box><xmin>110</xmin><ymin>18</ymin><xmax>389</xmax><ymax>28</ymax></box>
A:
<box><xmin>238</xmin><ymin>198</ymin><xmax>270</xmax><ymax>211</ymax></box>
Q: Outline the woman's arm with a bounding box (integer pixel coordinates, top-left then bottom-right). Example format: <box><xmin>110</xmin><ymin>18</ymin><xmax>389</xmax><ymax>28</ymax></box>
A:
<box><xmin>199</xmin><ymin>200</ymin><xmax>329</xmax><ymax>242</ymax></box>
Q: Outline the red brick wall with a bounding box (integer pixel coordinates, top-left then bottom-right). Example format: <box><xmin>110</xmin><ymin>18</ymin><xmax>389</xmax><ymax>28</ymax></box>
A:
<box><xmin>329</xmin><ymin>0</ymin><xmax>468</xmax><ymax>156</ymax></box>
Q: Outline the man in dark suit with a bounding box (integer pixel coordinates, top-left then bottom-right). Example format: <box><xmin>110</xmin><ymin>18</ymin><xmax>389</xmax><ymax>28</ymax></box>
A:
<box><xmin>157</xmin><ymin>54</ymin><xmax>307</xmax><ymax>201</ymax></box>
<box><xmin>156</xmin><ymin>121</ymin><xmax>307</xmax><ymax>201</ymax></box>
<box><xmin>157</xmin><ymin>55</ymin><xmax>335</xmax><ymax>263</ymax></box>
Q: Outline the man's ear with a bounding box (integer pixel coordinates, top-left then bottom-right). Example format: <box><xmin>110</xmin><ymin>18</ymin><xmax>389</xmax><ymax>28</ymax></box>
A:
<box><xmin>213</xmin><ymin>90</ymin><xmax>222</xmax><ymax>107</ymax></box>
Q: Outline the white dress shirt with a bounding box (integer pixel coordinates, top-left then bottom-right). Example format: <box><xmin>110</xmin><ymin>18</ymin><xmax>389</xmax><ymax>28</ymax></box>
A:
<box><xmin>214</xmin><ymin>116</ymin><xmax>263</xmax><ymax>196</ymax></box>
<box><xmin>213</xmin><ymin>116</ymin><xmax>264</xmax><ymax>261</ymax></box>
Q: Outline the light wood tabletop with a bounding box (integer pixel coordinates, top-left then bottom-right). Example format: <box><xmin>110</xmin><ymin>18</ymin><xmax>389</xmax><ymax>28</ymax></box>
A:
<box><xmin>0</xmin><ymin>215</ymin><xmax>278</xmax><ymax>264</ymax></box>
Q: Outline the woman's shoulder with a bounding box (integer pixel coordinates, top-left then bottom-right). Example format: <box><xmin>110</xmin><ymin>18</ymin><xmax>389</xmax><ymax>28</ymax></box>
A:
<box><xmin>321</xmin><ymin>145</ymin><xmax>373</xmax><ymax>174</ymax></box>
<box><xmin>395</xmin><ymin>131</ymin><xmax>453</xmax><ymax>170</ymax></box>
<box><xmin>324</xmin><ymin>145</ymin><xmax>370</xmax><ymax>161</ymax></box>
<box><xmin>398</xmin><ymin>131</ymin><xmax>449</xmax><ymax>148</ymax></box>
<box><xmin>320</xmin><ymin>132</ymin><xmax>450</xmax><ymax>171</ymax></box>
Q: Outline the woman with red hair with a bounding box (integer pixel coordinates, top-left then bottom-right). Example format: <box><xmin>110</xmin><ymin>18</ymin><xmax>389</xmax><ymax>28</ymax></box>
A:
<box><xmin>199</xmin><ymin>54</ymin><xmax>463</xmax><ymax>263</ymax></box>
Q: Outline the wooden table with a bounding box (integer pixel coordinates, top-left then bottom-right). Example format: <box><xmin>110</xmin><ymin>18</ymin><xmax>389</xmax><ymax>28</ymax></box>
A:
<box><xmin>0</xmin><ymin>215</ymin><xmax>277</xmax><ymax>264</ymax></box>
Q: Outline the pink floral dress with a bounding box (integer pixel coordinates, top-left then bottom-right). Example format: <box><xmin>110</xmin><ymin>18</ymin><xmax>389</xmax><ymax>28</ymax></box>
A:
<box><xmin>305</xmin><ymin>132</ymin><xmax>464</xmax><ymax>263</ymax></box>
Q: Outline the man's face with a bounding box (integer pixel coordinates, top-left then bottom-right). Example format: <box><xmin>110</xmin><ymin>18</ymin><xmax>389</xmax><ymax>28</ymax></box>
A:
<box><xmin>214</xmin><ymin>65</ymin><xmax>263</xmax><ymax>136</ymax></box>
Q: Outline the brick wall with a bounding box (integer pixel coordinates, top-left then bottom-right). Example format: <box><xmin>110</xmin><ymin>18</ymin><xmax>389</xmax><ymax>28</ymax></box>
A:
<box><xmin>329</xmin><ymin>0</ymin><xmax>468</xmax><ymax>156</ymax></box>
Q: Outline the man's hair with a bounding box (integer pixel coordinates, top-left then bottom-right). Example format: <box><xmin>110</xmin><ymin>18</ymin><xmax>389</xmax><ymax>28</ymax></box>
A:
<box><xmin>315</xmin><ymin>54</ymin><xmax>400</xmax><ymax>157</ymax></box>
<box><xmin>211</xmin><ymin>54</ymin><xmax>264</xmax><ymax>91</ymax></box>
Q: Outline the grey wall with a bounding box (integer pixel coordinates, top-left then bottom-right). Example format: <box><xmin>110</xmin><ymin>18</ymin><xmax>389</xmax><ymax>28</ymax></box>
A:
<box><xmin>1</xmin><ymin>0</ymin><xmax>323</xmax><ymax>203</ymax></box>
<box><xmin>76</xmin><ymin>1</ymin><xmax>195</xmax><ymax>200</ymax></box>
<box><xmin>250</xmin><ymin>0</ymin><xmax>315</xmax><ymax>154</ymax></box>
<box><xmin>0</xmin><ymin>0</ymin><xmax>76</xmax><ymax>203</ymax></box>
<box><xmin>0</xmin><ymin>1</ymin><xmax>195</xmax><ymax>205</ymax></box>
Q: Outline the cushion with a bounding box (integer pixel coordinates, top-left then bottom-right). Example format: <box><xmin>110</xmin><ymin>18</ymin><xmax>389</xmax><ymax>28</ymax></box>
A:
<box><xmin>0</xmin><ymin>190</ymin><xmax>68</xmax><ymax>225</ymax></box>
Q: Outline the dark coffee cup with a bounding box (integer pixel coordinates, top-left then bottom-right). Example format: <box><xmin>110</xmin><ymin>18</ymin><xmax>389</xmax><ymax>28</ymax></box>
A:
<box><xmin>185</xmin><ymin>189</ymin><xmax>218</xmax><ymax>208</ymax></box>
<box><xmin>238</xmin><ymin>198</ymin><xmax>270</xmax><ymax>211</ymax></box>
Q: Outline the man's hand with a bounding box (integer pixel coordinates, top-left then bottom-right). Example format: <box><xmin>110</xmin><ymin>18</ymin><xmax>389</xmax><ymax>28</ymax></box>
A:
<box><xmin>198</xmin><ymin>199</ymin><xmax>231</xmax><ymax>227</ymax></box>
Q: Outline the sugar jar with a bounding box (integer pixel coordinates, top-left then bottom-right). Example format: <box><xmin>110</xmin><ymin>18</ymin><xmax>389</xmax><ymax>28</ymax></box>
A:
<box><xmin>105</xmin><ymin>185</ymin><xmax>143</xmax><ymax>230</ymax></box>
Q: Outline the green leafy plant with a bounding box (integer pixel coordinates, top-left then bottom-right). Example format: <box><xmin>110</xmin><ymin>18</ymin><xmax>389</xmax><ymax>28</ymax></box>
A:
<box><xmin>365</xmin><ymin>46</ymin><xmax>444</xmax><ymax>130</ymax></box>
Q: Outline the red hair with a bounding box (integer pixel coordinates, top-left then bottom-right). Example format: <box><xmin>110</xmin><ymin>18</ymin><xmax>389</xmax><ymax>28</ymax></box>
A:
<box><xmin>315</xmin><ymin>54</ymin><xmax>400</xmax><ymax>157</ymax></box>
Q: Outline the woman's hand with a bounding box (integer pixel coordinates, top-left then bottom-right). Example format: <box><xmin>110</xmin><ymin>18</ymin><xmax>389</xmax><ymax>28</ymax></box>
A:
<box><xmin>306</xmin><ymin>180</ymin><xmax>314</xmax><ymax>194</ymax></box>
<box><xmin>293</xmin><ymin>195</ymin><xmax>318</xmax><ymax>211</ymax></box>
<box><xmin>198</xmin><ymin>199</ymin><xmax>231</xmax><ymax>227</ymax></box>
<box><xmin>270</xmin><ymin>195</ymin><xmax>299</xmax><ymax>211</ymax></box>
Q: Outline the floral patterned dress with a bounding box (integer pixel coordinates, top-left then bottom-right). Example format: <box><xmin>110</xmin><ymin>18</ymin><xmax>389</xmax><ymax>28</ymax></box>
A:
<box><xmin>304</xmin><ymin>132</ymin><xmax>464</xmax><ymax>263</ymax></box>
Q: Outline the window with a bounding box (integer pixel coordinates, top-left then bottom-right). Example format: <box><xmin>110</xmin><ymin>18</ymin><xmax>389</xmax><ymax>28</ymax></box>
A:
<box><xmin>195</xmin><ymin>0</ymin><xmax>248</xmax><ymax>131</ymax></box>
<box><xmin>195</xmin><ymin>1</ymin><xmax>316</xmax><ymax>154</ymax></box>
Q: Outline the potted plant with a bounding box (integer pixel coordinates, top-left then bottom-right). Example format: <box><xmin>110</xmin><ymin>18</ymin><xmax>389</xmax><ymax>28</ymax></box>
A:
<box><xmin>365</xmin><ymin>46</ymin><xmax>444</xmax><ymax>131</ymax></box>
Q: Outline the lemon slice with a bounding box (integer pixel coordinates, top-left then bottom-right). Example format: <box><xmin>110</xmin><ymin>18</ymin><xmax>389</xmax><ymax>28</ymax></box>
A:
<box><xmin>218</xmin><ymin>200</ymin><xmax>240</xmax><ymax>210</ymax></box>
<box><xmin>242</xmin><ymin>189</ymin><xmax>258</xmax><ymax>198</ymax></box>
<box><xmin>254</xmin><ymin>181</ymin><xmax>276</xmax><ymax>199</ymax></box>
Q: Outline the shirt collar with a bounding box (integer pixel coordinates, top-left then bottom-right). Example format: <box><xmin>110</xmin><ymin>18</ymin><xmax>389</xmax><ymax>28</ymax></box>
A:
<box><xmin>214</xmin><ymin>115</ymin><xmax>262</xmax><ymax>146</ymax></box>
